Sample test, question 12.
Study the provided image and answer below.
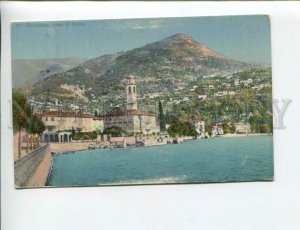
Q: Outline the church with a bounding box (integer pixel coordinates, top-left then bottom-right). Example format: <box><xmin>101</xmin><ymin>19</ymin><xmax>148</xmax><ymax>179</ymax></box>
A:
<box><xmin>103</xmin><ymin>75</ymin><xmax>160</xmax><ymax>134</ymax></box>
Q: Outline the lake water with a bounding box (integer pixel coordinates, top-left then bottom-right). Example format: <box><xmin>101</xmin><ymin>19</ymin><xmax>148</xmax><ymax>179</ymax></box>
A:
<box><xmin>48</xmin><ymin>136</ymin><xmax>273</xmax><ymax>186</ymax></box>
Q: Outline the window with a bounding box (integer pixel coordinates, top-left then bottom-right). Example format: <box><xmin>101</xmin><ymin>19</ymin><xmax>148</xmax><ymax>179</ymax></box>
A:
<box><xmin>133</xmin><ymin>87</ymin><xmax>136</xmax><ymax>93</ymax></box>
<box><xmin>128</xmin><ymin>86</ymin><xmax>131</xmax><ymax>94</ymax></box>
<box><xmin>45</xmin><ymin>117</ymin><xmax>48</xmax><ymax>121</ymax></box>
<box><xmin>51</xmin><ymin>117</ymin><xmax>55</xmax><ymax>121</ymax></box>
<box><xmin>47</xmin><ymin>126</ymin><xmax>54</xmax><ymax>132</ymax></box>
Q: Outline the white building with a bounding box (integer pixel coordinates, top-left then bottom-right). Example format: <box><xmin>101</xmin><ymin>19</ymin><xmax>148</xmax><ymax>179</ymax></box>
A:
<box><xmin>198</xmin><ymin>95</ymin><xmax>208</xmax><ymax>100</ymax></box>
<box><xmin>194</xmin><ymin>120</ymin><xmax>205</xmax><ymax>138</ymax></box>
<box><xmin>234</xmin><ymin>79</ymin><xmax>240</xmax><ymax>86</ymax></box>
<box><xmin>212</xmin><ymin>125</ymin><xmax>224</xmax><ymax>136</ymax></box>
<box><xmin>234</xmin><ymin>123</ymin><xmax>251</xmax><ymax>134</ymax></box>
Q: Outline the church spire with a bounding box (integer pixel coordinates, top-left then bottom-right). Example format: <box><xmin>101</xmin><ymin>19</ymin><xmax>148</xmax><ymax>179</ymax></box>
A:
<box><xmin>126</xmin><ymin>75</ymin><xmax>137</xmax><ymax>110</ymax></box>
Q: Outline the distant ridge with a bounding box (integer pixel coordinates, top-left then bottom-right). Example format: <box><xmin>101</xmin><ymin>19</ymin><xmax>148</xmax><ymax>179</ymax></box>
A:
<box><xmin>12</xmin><ymin>57</ymin><xmax>86</xmax><ymax>87</ymax></box>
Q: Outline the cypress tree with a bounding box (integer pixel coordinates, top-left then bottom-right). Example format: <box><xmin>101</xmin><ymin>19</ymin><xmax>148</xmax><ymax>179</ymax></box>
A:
<box><xmin>158</xmin><ymin>100</ymin><xmax>166</xmax><ymax>131</ymax></box>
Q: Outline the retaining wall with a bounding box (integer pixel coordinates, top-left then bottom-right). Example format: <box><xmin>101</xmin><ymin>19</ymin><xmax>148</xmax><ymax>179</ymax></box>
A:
<box><xmin>14</xmin><ymin>144</ymin><xmax>50</xmax><ymax>187</ymax></box>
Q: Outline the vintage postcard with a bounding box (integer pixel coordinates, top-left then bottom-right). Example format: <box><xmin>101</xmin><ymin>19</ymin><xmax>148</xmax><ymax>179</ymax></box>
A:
<box><xmin>12</xmin><ymin>15</ymin><xmax>273</xmax><ymax>188</ymax></box>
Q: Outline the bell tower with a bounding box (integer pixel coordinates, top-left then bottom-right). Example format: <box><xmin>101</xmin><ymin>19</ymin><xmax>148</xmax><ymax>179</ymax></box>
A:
<box><xmin>126</xmin><ymin>75</ymin><xmax>137</xmax><ymax>110</ymax></box>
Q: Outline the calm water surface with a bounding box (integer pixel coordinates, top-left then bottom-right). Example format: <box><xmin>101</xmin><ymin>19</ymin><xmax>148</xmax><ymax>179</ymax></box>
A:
<box><xmin>49</xmin><ymin>136</ymin><xmax>273</xmax><ymax>186</ymax></box>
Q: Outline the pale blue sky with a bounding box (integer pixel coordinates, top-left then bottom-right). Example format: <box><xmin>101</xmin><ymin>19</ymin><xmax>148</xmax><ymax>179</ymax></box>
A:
<box><xmin>11</xmin><ymin>15</ymin><xmax>271</xmax><ymax>64</ymax></box>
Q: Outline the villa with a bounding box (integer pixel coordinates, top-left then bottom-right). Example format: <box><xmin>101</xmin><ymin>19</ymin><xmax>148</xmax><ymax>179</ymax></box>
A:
<box><xmin>37</xmin><ymin>110</ymin><xmax>103</xmax><ymax>142</ymax></box>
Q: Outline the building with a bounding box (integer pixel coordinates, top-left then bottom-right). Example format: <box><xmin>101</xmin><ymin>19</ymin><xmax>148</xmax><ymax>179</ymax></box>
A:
<box><xmin>234</xmin><ymin>79</ymin><xmax>240</xmax><ymax>86</ymax></box>
<box><xmin>37</xmin><ymin>110</ymin><xmax>103</xmax><ymax>142</ymax></box>
<box><xmin>198</xmin><ymin>95</ymin><xmax>207</xmax><ymax>100</ymax></box>
<box><xmin>194</xmin><ymin>120</ymin><xmax>206</xmax><ymax>138</ymax></box>
<box><xmin>182</xmin><ymin>97</ymin><xmax>189</xmax><ymax>101</ymax></box>
<box><xmin>212</xmin><ymin>125</ymin><xmax>224</xmax><ymax>136</ymax></box>
<box><xmin>234</xmin><ymin>123</ymin><xmax>251</xmax><ymax>134</ymax></box>
<box><xmin>103</xmin><ymin>75</ymin><xmax>160</xmax><ymax>134</ymax></box>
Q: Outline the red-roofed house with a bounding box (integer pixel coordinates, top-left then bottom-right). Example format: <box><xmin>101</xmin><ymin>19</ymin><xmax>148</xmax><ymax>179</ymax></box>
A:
<box><xmin>37</xmin><ymin>110</ymin><xmax>103</xmax><ymax>142</ymax></box>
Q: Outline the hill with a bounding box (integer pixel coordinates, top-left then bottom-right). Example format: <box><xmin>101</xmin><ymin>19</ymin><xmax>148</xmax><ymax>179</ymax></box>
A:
<box><xmin>12</xmin><ymin>57</ymin><xmax>86</xmax><ymax>87</ymax></box>
<box><xmin>26</xmin><ymin>33</ymin><xmax>254</xmax><ymax>102</ymax></box>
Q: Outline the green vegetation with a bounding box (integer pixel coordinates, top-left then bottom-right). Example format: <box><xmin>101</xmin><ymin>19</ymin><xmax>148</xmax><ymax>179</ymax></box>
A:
<box><xmin>27</xmin><ymin>114</ymin><xmax>46</xmax><ymax>150</ymax></box>
<box><xmin>167</xmin><ymin>119</ymin><xmax>197</xmax><ymax>138</ymax></box>
<box><xmin>222</xmin><ymin>122</ymin><xmax>235</xmax><ymax>134</ymax></box>
<box><xmin>103</xmin><ymin>126</ymin><xmax>124</xmax><ymax>137</ymax></box>
<box><xmin>162</xmin><ymin>67</ymin><xmax>273</xmax><ymax>134</ymax></box>
<box><xmin>13</xmin><ymin>90</ymin><xmax>32</xmax><ymax>158</ymax></box>
<box><xmin>259</xmin><ymin>124</ymin><xmax>271</xmax><ymax>133</ymax></box>
<box><xmin>158</xmin><ymin>100</ymin><xmax>166</xmax><ymax>131</ymax></box>
<box><xmin>71</xmin><ymin>131</ymin><xmax>98</xmax><ymax>141</ymax></box>
<box><xmin>13</xmin><ymin>90</ymin><xmax>45</xmax><ymax>158</ymax></box>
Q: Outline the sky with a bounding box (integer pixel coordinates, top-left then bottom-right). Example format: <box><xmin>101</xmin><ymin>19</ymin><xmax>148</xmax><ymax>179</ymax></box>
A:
<box><xmin>11</xmin><ymin>15</ymin><xmax>271</xmax><ymax>64</ymax></box>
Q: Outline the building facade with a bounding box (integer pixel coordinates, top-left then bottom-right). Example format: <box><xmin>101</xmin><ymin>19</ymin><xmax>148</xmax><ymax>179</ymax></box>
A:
<box><xmin>37</xmin><ymin>111</ymin><xmax>103</xmax><ymax>142</ymax></box>
<box><xmin>212</xmin><ymin>125</ymin><xmax>224</xmax><ymax>136</ymax></box>
<box><xmin>234</xmin><ymin>123</ymin><xmax>251</xmax><ymax>134</ymax></box>
<box><xmin>104</xmin><ymin>75</ymin><xmax>160</xmax><ymax>134</ymax></box>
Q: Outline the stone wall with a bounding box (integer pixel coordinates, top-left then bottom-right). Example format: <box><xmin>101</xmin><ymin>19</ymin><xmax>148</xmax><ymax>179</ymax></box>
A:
<box><xmin>111</xmin><ymin>136</ymin><xmax>136</xmax><ymax>145</ymax></box>
<box><xmin>14</xmin><ymin>144</ymin><xmax>50</xmax><ymax>187</ymax></box>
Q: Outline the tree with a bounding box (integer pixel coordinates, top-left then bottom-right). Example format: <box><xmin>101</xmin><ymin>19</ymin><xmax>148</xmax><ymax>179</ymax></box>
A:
<box><xmin>12</xmin><ymin>90</ymin><xmax>32</xmax><ymax>159</ymax></box>
<box><xmin>260</xmin><ymin>124</ymin><xmax>270</xmax><ymax>133</ymax></box>
<box><xmin>165</xmin><ymin>110</ymin><xmax>171</xmax><ymax>124</ymax></box>
<box><xmin>167</xmin><ymin>118</ymin><xmax>197</xmax><ymax>138</ymax></box>
<box><xmin>222</xmin><ymin>122</ymin><xmax>234</xmax><ymax>134</ymax></box>
<box><xmin>27</xmin><ymin>114</ymin><xmax>45</xmax><ymax>150</ymax></box>
<box><xmin>34</xmin><ymin>116</ymin><xmax>45</xmax><ymax>147</ymax></box>
<box><xmin>158</xmin><ymin>100</ymin><xmax>166</xmax><ymax>131</ymax></box>
<box><xmin>71</xmin><ymin>127</ymin><xmax>76</xmax><ymax>136</ymax></box>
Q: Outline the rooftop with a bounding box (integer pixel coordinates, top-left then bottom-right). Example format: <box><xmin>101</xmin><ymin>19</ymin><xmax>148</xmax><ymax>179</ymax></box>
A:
<box><xmin>105</xmin><ymin>107</ymin><xmax>155</xmax><ymax>117</ymax></box>
<box><xmin>36</xmin><ymin>110</ymin><xmax>102</xmax><ymax>120</ymax></box>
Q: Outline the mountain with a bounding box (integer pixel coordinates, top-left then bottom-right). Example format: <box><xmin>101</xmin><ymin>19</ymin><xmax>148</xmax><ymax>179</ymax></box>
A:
<box><xmin>12</xmin><ymin>57</ymin><xmax>86</xmax><ymax>87</ymax></box>
<box><xmin>27</xmin><ymin>33</ymin><xmax>254</xmax><ymax>102</ymax></box>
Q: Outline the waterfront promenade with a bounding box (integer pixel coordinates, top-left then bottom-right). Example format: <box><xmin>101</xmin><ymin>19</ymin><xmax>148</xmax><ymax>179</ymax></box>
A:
<box><xmin>27</xmin><ymin>149</ymin><xmax>52</xmax><ymax>187</ymax></box>
<box><xmin>14</xmin><ymin>144</ymin><xmax>51</xmax><ymax>188</ymax></box>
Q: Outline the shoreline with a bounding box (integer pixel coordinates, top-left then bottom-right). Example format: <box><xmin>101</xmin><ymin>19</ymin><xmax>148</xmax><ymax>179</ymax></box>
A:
<box><xmin>218</xmin><ymin>133</ymin><xmax>271</xmax><ymax>138</ymax></box>
<box><xmin>49</xmin><ymin>133</ymin><xmax>271</xmax><ymax>154</ymax></box>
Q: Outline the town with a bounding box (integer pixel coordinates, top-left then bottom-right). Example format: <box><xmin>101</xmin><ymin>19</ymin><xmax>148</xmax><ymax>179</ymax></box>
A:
<box><xmin>13</xmin><ymin>67</ymin><xmax>272</xmax><ymax>160</ymax></box>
